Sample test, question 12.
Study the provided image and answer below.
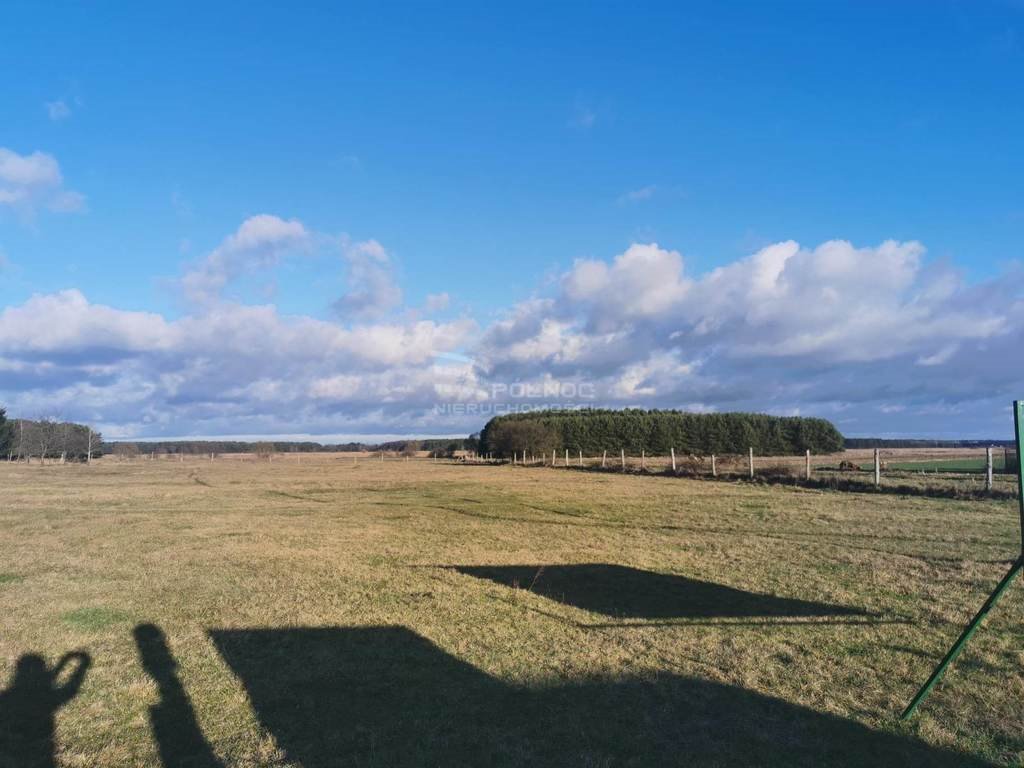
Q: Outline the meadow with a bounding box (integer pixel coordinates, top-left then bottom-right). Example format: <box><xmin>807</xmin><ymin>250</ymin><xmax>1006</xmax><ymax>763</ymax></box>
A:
<box><xmin>0</xmin><ymin>456</ymin><xmax>1021</xmax><ymax>767</ymax></box>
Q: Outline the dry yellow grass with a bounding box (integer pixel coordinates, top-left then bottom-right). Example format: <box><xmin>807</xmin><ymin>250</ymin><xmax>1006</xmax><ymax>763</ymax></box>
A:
<box><xmin>0</xmin><ymin>457</ymin><xmax>1021</xmax><ymax>766</ymax></box>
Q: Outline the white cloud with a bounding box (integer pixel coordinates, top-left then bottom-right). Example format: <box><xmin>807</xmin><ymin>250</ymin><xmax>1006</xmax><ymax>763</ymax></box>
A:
<box><xmin>475</xmin><ymin>238</ymin><xmax>1024</xmax><ymax>436</ymax></box>
<box><xmin>425</xmin><ymin>292</ymin><xmax>450</xmax><ymax>312</ymax></box>
<box><xmin>0</xmin><ymin>148</ymin><xmax>85</xmax><ymax>216</ymax></box>
<box><xmin>608</xmin><ymin>352</ymin><xmax>696</xmax><ymax>399</ymax></box>
<box><xmin>333</xmin><ymin>239</ymin><xmax>403</xmax><ymax>319</ymax></box>
<box><xmin>4</xmin><ymin>232</ymin><xmax>1023</xmax><ymax>439</ymax></box>
<box><xmin>0</xmin><ymin>290</ymin><xmax>477</xmax><ymax>437</ymax></box>
<box><xmin>46</xmin><ymin>100</ymin><xmax>71</xmax><ymax>121</ymax></box>
<box><xmin>0</xmin><ymin>289</ymin><xmax>168</xmax><ymax>351</ymax></box>
<box><xmin>181</xmin><ymin>214</ymin><xmax>309</xmax><ymax>303</ymax></box>
<box><xmin>562</xmin><ymin>243</ymin><xmax>690</xmax><ymax>323</ymax></box>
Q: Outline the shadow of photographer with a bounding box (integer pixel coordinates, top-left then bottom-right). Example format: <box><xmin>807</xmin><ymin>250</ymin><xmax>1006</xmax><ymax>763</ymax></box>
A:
<box><xmin>0</xmin><ymin>650</ymin><xmax>90</xmax><ymax>768</ymax></box>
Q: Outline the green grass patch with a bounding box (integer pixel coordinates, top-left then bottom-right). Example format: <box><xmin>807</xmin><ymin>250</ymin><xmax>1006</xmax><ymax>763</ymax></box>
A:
<box><xmin>61</xmin><ymin>606</ymin><xmax>132</xmax><ymax>631</ymax></box>
<box><xmin>858</xmin><ymin>456</ymin><xmax>1007</xmax><ymax>473</ymax></box>
<box><xmin>0</xmin><ymin>572</ymin><xmax>24</xmax><ymax>585</ymax></box>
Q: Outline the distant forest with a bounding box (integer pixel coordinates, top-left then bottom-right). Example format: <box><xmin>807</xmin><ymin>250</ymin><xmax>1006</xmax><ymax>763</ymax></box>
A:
<box><xmin>98</xmin><ymin>436</ymin><xmax>480</xmax><ymax>457</ymax></box>
<box><xmin>843</xmin><ymin>438</ymin><xmax>1014</xmax><ymax>448</ymax></box>
<box><xmin>0</xmin><ymin>407</ymin><xmax>480</xmax><ymax>459</ymax></box>
<box><xmin>3</xmin><ymin>403</ymin><xmax>1015</xmax><ymax>462</ymax></box>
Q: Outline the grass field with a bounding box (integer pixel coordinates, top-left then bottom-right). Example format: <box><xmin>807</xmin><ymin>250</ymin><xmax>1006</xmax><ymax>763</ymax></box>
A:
<box><xmin>0</xmin><ymin>458</ymin><xmax>1022</xmax><ymax>767</ymax></box>
<box><xmin>857</xmin><ymin>457</ymin><xmax>1009</xmax><ymax>474</ymax></box>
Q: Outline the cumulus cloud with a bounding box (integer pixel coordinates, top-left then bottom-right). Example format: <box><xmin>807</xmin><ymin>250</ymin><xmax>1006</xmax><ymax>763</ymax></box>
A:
<box><xmin>0</xmin><ymin>148</ymin><xmax>85</xmax><ymax>216</ymax></box>
<box><xmin>562</xmin><ymin>243</ymin><xmax>690</xmax><ymax>327</ymax></box>
<box><xmin>476</xmin><ymin>239</ymin><xmax>1024</xmax><ymax>436</ymax></box>
<box><xmin>181</xmin><ymin>214</ymin><xmax>309</xmax><ymax>303</ymax></box>
<box><xmin>0</xmin><ymin>291</ymin><xmax>476</xmax><ymax>437</ymax></box>
<box><xmin>333</xmin><ymin>239</ymin><xmax>403</xmax><ymax>319</ymax></box>
<box><xmin>3</xmin><ymin>233</ymin><xmax>1023</xmax><ymax>439</ymax></box>
<box><xmin>0</xmin><ymin>290</ymin><xmax>171</xmax><ymax>355</ymax></box>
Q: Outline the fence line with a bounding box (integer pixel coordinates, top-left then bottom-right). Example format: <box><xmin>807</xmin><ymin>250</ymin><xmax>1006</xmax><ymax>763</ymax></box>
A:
<box><xmin>10</xmin><ymin>446</ymin><xmax>1011</xmax><ymax>498</ymax></box>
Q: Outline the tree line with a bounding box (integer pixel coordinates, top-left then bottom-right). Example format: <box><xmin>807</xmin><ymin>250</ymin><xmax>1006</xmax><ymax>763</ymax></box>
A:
<box><xmin>100</xmin><ymin>436</ymin><xmax>480</xmax><ymax>457</ymax></box>
<box><xmin>101</xmin><ymin>439</ymin><xmax>367</xmax><ymax>456</ymax></box>
<box><xmin>843</xmin><ymin>438</ymin><xmax>1015</xmax><ymax>449</ymax></box>
<box><xmin>479</xmin><ymin>409</ymin><xmax>845</xmax><ymax>458</ymax></box>
<box><xmin>0</xmin><ymin>410</ymin><xmax>102</xmax><ymax>462</ymax></box>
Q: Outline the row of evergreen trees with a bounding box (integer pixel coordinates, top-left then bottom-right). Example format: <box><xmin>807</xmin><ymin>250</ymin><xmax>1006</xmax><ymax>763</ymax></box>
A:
<box><xmin>479</xmin><ymin>409</ymin><xmax>845</xmax><ymax>457</ymax></box>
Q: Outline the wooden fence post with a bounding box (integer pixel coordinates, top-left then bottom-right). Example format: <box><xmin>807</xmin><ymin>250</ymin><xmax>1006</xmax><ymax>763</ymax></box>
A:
<box><xmin>552</xmin><ymin>449</ymin><xmax>556</xmax><ymax>466</ymax></box>
<box><xmin>711</xmin><ymin>454</ymin><xmax>717</xmax><ymax>477</ymax></box>
<box><xmin>641</xmin><ymin>450</ymin><xmax>646</xmax><ymax>471</ymax></box>
<box><xmin>874</xmin><ymin>448</ymin><xmax>881</xmax><ymax>487</ymax></box>
<box><xmin>602</xmin><ymin>450</ymin><xmax>607</xmax><ymax>468</ymax></box>
<box><xmin>565</xmin><ymin>448</ymin><xmax>569</xmax><ymax>467</ymax></box>
<box><xmin>671</xmin><ymin>447</ymin><xmax>676</xmax><ymax>472</ymax></box>
<box><xmin>621</xmin><ymin>449</ymin><xmax>626</xmax><ymax>471</ymax></box>
<box><xmin>748</xmin><ymin>448</ymin><xmax>754</xmax><ymax>478</ymax></box>
<box><xmin>805</xmin><ymin>449</ymin><xmax>811</xmax><ymax>481</ymax></box>
<box><xmin>986</xmin><ymin>446</ymin><xmax>994</xmax><ymax>492</ymax></box>
<box><xmin>578</xmin><ymin>450</ymin><xmax>583</xmax><ymax>467</ymax></box>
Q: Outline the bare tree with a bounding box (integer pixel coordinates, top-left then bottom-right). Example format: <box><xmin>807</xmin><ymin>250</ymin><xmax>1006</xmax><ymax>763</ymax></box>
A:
<box><xmin>114</xmin><ymin>442</ymin><xmax>139</xmax><ymax>461</ymax></box>
<box><xmin>254</xmin><ymin>442</ymin><xmax>275</xmax><ymax>461</ymax></box>
<box><xmin>28</xmin><ymin>418</ymin><xmax>61</xmax><ymax>464</ymax></box>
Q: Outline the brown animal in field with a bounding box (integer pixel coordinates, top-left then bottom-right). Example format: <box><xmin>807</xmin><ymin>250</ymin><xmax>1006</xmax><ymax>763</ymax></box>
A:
<box><xmin>837</xmin><ymin>460</ymin><xmax>859</xmax><ymax>472</ymax></box>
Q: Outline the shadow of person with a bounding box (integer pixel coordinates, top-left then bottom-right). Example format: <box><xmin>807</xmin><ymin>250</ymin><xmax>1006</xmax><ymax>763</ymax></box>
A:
<box><xmin>0</xmin><ymin>651</ymin><xmax>90</xmax><ymax>768</ymax></box>
<box><xmin>135</xmin><ymin>624</ymin><xmax>223</xmax><ymax>768</ymax></box>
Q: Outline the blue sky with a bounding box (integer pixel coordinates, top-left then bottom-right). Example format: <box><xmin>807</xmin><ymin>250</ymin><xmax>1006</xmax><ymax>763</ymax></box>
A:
<box><xmin>2</xmin><ymin>1</ymin><xmax>1023</xmax><ymax>439</ymax></box>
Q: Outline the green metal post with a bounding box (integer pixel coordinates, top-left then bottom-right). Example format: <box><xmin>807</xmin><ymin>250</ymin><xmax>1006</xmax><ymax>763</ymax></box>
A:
<box><xmin>1017</xmin><ymin>401</ymin><xmax>1024</xmax><ymax>557</ymax></box>
<box><xmin>900</xmin><ymin>558</ymin><xmax>1022</xmax><ymax>719</ymax></box>
<box><xmin>900</xmin><ymin>400</ymin><xmax>1024</xmax><ymax>719</ymax></box>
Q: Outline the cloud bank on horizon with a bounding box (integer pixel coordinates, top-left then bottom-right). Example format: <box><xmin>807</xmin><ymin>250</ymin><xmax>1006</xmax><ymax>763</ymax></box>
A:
<box><xmin>1</xmin><ymin>202</ymin><xmax>1020</xmax><ymax>440</ymax></box>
